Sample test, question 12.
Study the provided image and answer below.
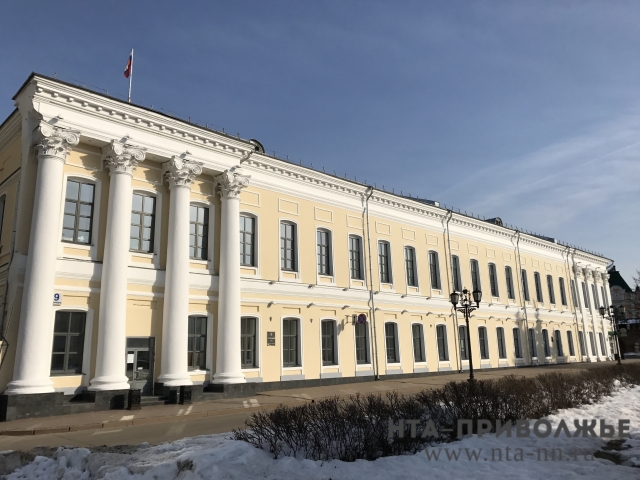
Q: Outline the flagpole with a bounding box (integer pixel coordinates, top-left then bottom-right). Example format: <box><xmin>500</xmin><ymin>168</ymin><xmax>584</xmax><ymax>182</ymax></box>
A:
<box><xmin>128</xmin><ymin>48</ymin><xmax>133</xmax><ymax>103</ymax></box>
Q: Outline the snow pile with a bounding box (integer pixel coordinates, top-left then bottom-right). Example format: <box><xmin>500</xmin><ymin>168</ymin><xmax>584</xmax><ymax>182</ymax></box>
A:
<box><xmin>7</xmin><ymin>386</ymin><xmax>640</xmax><ymax>480</ymax></box>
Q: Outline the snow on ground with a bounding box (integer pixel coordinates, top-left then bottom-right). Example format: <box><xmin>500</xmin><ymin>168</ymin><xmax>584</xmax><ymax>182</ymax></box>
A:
<box><xmin>7</xmin><ymin>385</ymin><xmax>640</xmax><ymax>480</ymax></box>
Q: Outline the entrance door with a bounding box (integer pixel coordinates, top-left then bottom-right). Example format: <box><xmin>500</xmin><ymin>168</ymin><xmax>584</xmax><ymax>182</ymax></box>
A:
<box><xmin>126</xmin><ymin>337</ymin><xmax>155</xmax><ymax>395</ymax></box>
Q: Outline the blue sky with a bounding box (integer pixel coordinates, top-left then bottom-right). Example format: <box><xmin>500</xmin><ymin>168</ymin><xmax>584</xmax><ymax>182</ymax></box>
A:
<box><xmin>1</xmin><ymin>1</ymin><xmax>638</xmax><ymax>282</ymax></box>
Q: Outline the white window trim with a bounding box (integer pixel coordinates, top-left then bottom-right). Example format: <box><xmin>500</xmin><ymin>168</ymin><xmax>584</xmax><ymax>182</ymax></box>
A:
<box><xmin>435</xmin><ymin>323</ymin><xmax>451</xmax><ymax>366</ymax></box>
<box><xmin>384</xmin><ymin>321</ymin><xmax>401</xmax><ymax>367</ymax></box>
<box><xmin>352</xmin><ymin>316</ymin><xmax>373</xmax><ymax>367</ymax></box>
<box><xmin>410</xmin><ymin>322</ymin><xmax>427</xmax><ymax>367</ymax></box>
<box><xmin>319</xmin><ymin>317</ymin><xmax>340</xmax><ymax>372</ymax></box>
<box><xmin>403</xmin><ymin>244</ymin><xmax>420</xmax><ymax>295</ymax></box>
<box><xmin>129</xmin><ymin>187</ymin><xmax>162</xmax><ymax>270</ymax></box>
<box><xmin>185</xmin><ymin>312</ymin><xmax>214</xmax><ymax>381</ymax></box>
<box><xmin>189</xmin><ymin>200</ymin><xmax>215</xmax><ymax>274</ymax></box>
<box><xmin>278</xmin><ymin>218</ymin><xmax>301</xmax><ymax>282</ymax></box>
<box><xmin>51</xmin><ymin>306</ymin><xmax>94</xmax><ymax>392</ymax></box>
<box><xmin>240</xmin><ymin>314</ymin><xmax>262</xmax><ymax>380</ymax></box>
<box><xmin>280</xmin><ymin>315</ymin><xmax>304</xmax><ymax>374</ymax></box>
<box><xmin>240</xmin><ymin>210</ymin><xmax>260</xmax><ymax>278</ymax></box>
<box><xmin>347</xmin><ymin>233</ymin><xmax>368</xmax><ymax>289</ymax></box>
<box><xmin>58</xmin><ymin>174</ymin><xmax>102</xmax><ymax>261</ymax></box>
<box><xmin>315</xmin><ymin>226</ymin><xmax>336</xmax><ymax>285</ymax></box>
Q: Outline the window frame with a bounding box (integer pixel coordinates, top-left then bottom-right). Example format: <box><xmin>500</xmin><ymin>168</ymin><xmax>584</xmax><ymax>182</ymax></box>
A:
<box><xmin>450</xmin><ymin>255</ymin><xmax>462</xmax><ymax>292</ymax></box>
<box><xmin>571</xmin><ymin>279</ymin><xmax>579</xmax><ymax>308</ymax></box>
<box><xmin>567</xmin><ymin>330</ymin><xmax>575</xmax><ymax>357</ymax></box>
<box><xmin>316</xmin><ymin>228</ymin><xmax>333</xmax><ymax>277</ymax></box>
<box><xmin>513</xmin><ymin>328</ymin><xmax>523</xmax><ymax>359</ymax></box>
<box><xmin>546</xmin><ymin>275</ymin><xmax>556</xmax><ymax>305</ymax></box>
<box><xmin>559</xmin><ymin>277</ymin><xmax>567</xmax><ymax>306</ymax></box>
<box><xmin>496</xmin><ymin>327</ymin><xmax>507</xmax><ymax>359</ymax></box>
<box><xmin>598</xmin><ymin>332</ymin><xmax>606</xmax><ymax>357</ymax></box>
<box><xmin>588</xmin><ymin>331</ymin><xmax>596</xmax><ymax>356</ymax></box>
<box><xmin>554</xmin><ymin>329</ymin><xmax>564</xmax><ymax>357</ymax></box>
<box><xmin>578</xmin><ymin>330</ymin><xmax>586</xmax><ymax>357</ymax></box>
<box><xmin>241</xmin><ymin>316</ymin><xmax>258</xmax><ymax>369</ymax></box>
<box><xmin>542</xmin><ymin>329</ymin><xmax>551</xmax><ymax>358</ymax></box>
<box><xmin>582</xmin><ymin>282</ymin><xmax>591</xmax><ymax>310</ymax></box>
<box><xmin>404</xmin><ymin>246</ymin><xmax>418</xmax><ymax>287</ymax></box>
<box><xmin>458</xmin><ymin>325</ymin><xmax>469</xmax><ymax>361</ymax></box>
<box><xmin>280</xmin><ymin>221</ymin><xmax>298</xmax><ymax>273</ymax></box>
<box><xmin>378</xmin><ymin>240</ymin><xmax>393</xmax><ymax>284</ymax></box>
<box><xmin>470</xmin><ymin>259</ymin><xmax>481</xmax><ymax>293</ymax></box>
<box><xmin>521</xmin><ymin>269</ymin><xmax>530</xmax><ymax>302</ymax></box>
<box><xmin>321</xmin><ymin>319</ymin><xmax>338</xmax><ymax>366</ymax></box>
<box><xmin>282</xmin><ymin>317</ymin><xmax>301</xmax><ymax>368</ymax></box>
<box><xmin>187</xmin><ymin>315</ymin><xmax>208</xmax><ymax>371</ymax></box>
<box><xmin>189</xmin><ymin>203</ymin><xmax>210</xmax><ymax>261</ymax></box>
<box><xmin>528</xmin><ymin>327</ymin><xmax>537</xmax><ymax>359</ymax></box>
<box><xmin>348</xmin><ymin>235</ymin><xmax>365</xmax><ymax>281</ymax></box>
<box><xmin>428</xmin><ymin>250</ymin><xmax>441</xmax><ymax>290</ymax></box>
<box><xmin>61</xmin><ymin>178</ymin><xmax>96</xmax><ymax>247</ymax></box>
<box><xmin>354</xmin><ymin>320</ymin><xmax>371</xmax><ymax>365</ymax></box>
<box><xmin>488</xmin><ymin>263</ymin><xmax>499</xmax><ymax>298</ymax></box>
<box><xmin>50</xmin><ymin>310</ymin><xmax>87</xmax><ymax>376</ymax></box>
<box><xmin>411</xmin><ymin>323</ymin><xmax>426</xmax><ymax>363</ymax></box>
<box><xmin>478</xmin><ymin>326</ymin><xmax>489</xmax><ymax>360</ymax></box>
<box><xmin>385</xmin><ymin>322</ymin><xmax>400</xmax><ymax>364</ymax></box>
<box><xmin>591</xmin><ymin>284</ymin><xmax>600</xmax><ymax>309</ymax></box>
<box><xmin>505</xmin><ymin>266</ymin><xmax>515</xmax><ymax>300</ymax></box>
<box><xmin>436</xmin><ymin>324</ymin><xmax>449</xmax><ymax>362</ymax></box>
<box><xmin>240</xmin><ymin>213</ymin><xmax>257</xmax><ymax>268</ymax></box>
<box><xmin>534</xmin><ymin>272</ymin><xmax>543</xmax><ymax>303</ymax></box>
<box><xmin>130</xmin><ymin>191</ymin><xmax>157</xmax><ymax>254</ymax></box>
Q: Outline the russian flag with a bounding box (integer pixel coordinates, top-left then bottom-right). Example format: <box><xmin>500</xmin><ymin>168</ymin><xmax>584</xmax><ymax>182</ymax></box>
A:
<box><xmin>124</xmin><ymin>51</ymin><xmax>133</xmax><ymax>78</ymax></box>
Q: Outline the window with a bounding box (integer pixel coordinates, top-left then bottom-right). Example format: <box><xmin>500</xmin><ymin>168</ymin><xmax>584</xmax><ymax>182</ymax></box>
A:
<box><xmin>478</xmin><ymin>326</ymin><xmax>489</xmax><ymax>360</ymax></box>
<box><xmin>385</xmin><ymin>323</ymin><xmax>399</xmax><ymax>363</ymax></box>
<box><xmin>542</xmin><ymin>329</ymin><xmax>551</xmax><ymax>357</ymax></box>
<box><xmin>241</xmin><ymin>317</ymin><xmax>257</xmax><ymax>368</ymax></box>
<box><xmin>567</xmin><ymin>331</ymin><xmax>575</xmax><ymax>357</ymax></box>
<box><xmin>559</xmin><ymin>277</ymin><xmax>567</xmax><ymax>306</ymax></box>
<box><xmin>588</xmin><ymin>331</ymin><xmax>596</xmax><ymax>356</ymax></box>
<box><xmin>571</xmin><ymin>279</ymin><xmax>579</xmax><ymax>307</ymax></box>
<box><xmin>349</xmin><ymin>236</ymin><xmax>364</xmax><ymax>280</ymax></box>
<box><xmin>436</xmin><ymin>325</ymin><xmax>449</xmax><ymax>361</ymax></box>
<box><xmin>0</xmin><ymin>195</ymin><xmax>6</xmax><ymax>247</ymax></box>
<box><xmin>547</xmin><ymin>275</ymin><xmax>555</xmax><ymax>305</ymax></box>
<box><xmin>130</xmin><ymin>193</ymin><xmax>155</xmax><ymax>253</ymax></box>
<box><xmin>190</xmin><ymin>205</ymin><xmax>209</xmax><ymax>260</ymax></box>
<box><xmin>497</xmin><ymin>327</ymin><xmax>506</xmax><ymax>359</ymax></box>
<box><xmin>470</xmin><ymin>259</ymin><xmax>481</xmax><ymax>292</ymax></box>
<box><xmin>240</xmin><ymin>215</ymin><xmax>255</xmax><ymax>266</ymax></box>
<box><xmin>534</xmin><ymin>272</ymin><xmax>543</xmax><ymax>303</ymax></box>
<box><xmin>600</xmin><ymin>286</ymin><xmax>607</xmax><ymax>310</ymax></box>
<box><xmin>513</xmin><ymin>328</ymin><xmax>522</xmax><ymax>358</ymax></box>
<box><xmin>554</xmin><ymin>330</ymin><xmax>564</xmax><ymax>357</ymax></box>
<box><xmin>578</xmin><ymin>331</ymin><xmax>586</xmax><ymax>356</ymax></box>
<box><xmin>405</xmin><ymin>247</ymin><xmax>417</xmax><ymax>287</ymax></box>
<box><xmin>51</xmin><ymin>311</ymin><xmax>85</xmax><ymax>374</ymax></box>
<box><xmin>505</xmin><ymin>266</ymin><xmax>515</xmax><ymax>300</ymax></box>
<box><xmin>521</xmin><ymin>270</ymin><xmax>530</xmax><ymax>302</ymax></box>
<box><xmin>317</xmin><ymin>230</ymin><xmax>332</xmax><ymax>276</ymax></box>
<box><xmin>528</xmin><ymin>328</ymin><xmax>537</xmax><ymax>358</ymax></box>
<box><xmin>591</xmin><ymin>284</ymin><xmax>599</xmax><ymax>309</ymax></box>
<box><xmin>412</xmin><ymin>324</ymin><xmax>426</xmax><ymax>362</ymax></box>
<box><xmin>280</xmin><ymin>222</ymin><xmax>297</xmax><ymax>271</ymax></box>
<box><xmin>378</xmin><ymin>241</ymin><xmax>392</xmax><ymax>283</ymax></box>
<box><xmin>321</xmin><ymin>320</ymin><xmax>337</xmax><ymax>365</ymax></box>
<box><xmin>451</xmin><ymin>255</ymin><xmax>462</xmax><ymax>292</ymax></box>
<box><xmin>598</xmin><ymin>332</ymin><xmax>606</xmax><ymax>356</ymax></box>
<box><xmin>355</xmin><ymin>322</ymin><xmax>369</xmax><ymax>364</ymax></box>
<box><xmin>488</xmin><ymin>263</ymin><xmax>499</xmax><ymax>297</ymax></box>
<box><xmin>458</xmin><ymin>325</ymin><xmax>469</xmax><ymax>360</ymax></box>
<box><xmin>282</xmin><ymin>318</ymin><xmax>300</xmax><ymax>367</ymax></box>
<box><xmin>582</xmin><ymin>282</ymin><xmax>591</xmax><ymax>310</ymax></box>
<box><xmin>62</xmin><ymin>180</ymin><xmax>94</xmax><ymax>244</ymax></box>
<box><xmin>429</xmin><ymin>251</ymin><xmax>441</xmax><ymax>290</ymax></box>
<box><xmin>188</xmin><ymin>316</ymin><xmax>207</xmax><ymax>370</ymax></box>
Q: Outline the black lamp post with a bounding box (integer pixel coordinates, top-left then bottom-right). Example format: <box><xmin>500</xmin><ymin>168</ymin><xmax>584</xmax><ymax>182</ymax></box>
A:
<box><xmin>599</xmin><ymin>305</ymin><xmax>626</xmax><ymax>366</ymax></box>
<box><xmin>450</xmin><ymin>288</ymin><xmax>482</xmax><ymax>382</ymax></box>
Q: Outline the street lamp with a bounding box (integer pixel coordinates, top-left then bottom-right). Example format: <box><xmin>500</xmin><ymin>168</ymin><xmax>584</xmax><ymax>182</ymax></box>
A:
<box><xmin>599</xmin><ymin>305</ymin><xmax>626</xmax><ymax>365</ymax></box>
<box><xmin>450</xmin><ymin>288</ymin><xmax>482</xmax><ymax>382</ymax></box>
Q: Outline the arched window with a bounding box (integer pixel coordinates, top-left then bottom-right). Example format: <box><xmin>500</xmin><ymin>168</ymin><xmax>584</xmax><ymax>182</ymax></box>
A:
<box><xmin>496</xmin><ymin>327</ymin><xmax>506</xmax><ymax>359</ymax></box>
<box><xmin>505</xmin><ymin>266</ymin><xmax>515</xmax><ymax>300</ymax></box>
<box><xmin>478</xmin><ymin>326</ymin><xmax>489</xmax><ymax>359</ymax></box>
<box><xmin>412</xmin><ymin>324</ymin><xmax>425</xmax><ymax>362</ymax></box>
<box><xmin>385</xmin><ymin>322</ymin><xmax>399</xmax><ymax>363</ymax></box>
<box><xmin>534</xmin><ymin>272</ymin><xmax>543</xmax><ymax>303</ymax></box>
<box><xmin>547</xmin><ymin>275</ymin><xmax>556</xmax><ymax>305</ymax></box>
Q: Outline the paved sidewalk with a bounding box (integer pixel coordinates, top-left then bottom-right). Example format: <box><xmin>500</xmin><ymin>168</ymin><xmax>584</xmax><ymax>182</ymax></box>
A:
<box><xmin>0</xmin><ymin>360</ymin><xmax>633</xmax><ymax>439</ymax></box>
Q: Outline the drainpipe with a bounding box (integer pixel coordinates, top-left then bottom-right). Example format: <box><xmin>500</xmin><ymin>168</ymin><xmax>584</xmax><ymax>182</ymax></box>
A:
<box><xmin>514</xmin><ymin>230</ymin><xmax>532</xmax><ymax>364</ymax></box>
<box><xmin>442</xmin><ymin>210</ymin><xmax>461</xmax><ymax>372</ymax></box>
<box><xmin>364</xmin><ymin>187</ymin><xmax>380</xmax><ymax>380</ymax></box>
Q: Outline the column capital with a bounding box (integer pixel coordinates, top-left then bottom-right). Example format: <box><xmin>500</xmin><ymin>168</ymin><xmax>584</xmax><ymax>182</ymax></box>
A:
<box><xmin>102</xmin><ymin>140</ymin><xmax>146</xmax><ymax>175</ymax></box>
<box><xmin>572</xmin><ymin>264</ymin><xmax>583</xmax><ymax>279</ymax></box>
<box><xmin>34</xmin><ymin>124</ymin><xmax>80</xmax><ymax>161</ymax></box>
<box><xmin>162</xmin><ymin>156</ymin><xmax>203</xmax><ymax>188</ymax></box>
<box><xmin>216</xmin><ymin>167</ymin><xmax>250</xmax><ymax>198</ymax></box>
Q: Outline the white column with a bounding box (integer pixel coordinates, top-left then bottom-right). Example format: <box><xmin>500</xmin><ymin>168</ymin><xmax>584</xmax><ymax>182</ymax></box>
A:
<box><xmin>213</xmin><ymin>167</ymin><xmax>250</xmax><ymax>384</ymax></box>
<box><xmin>90</xmin><ymin>141</ymin><xmax>146</xmax><ymax>391</ymax></box>
<box><xmin>7</xmin><ymin>125</ymin><xmax>80</xmax><ymax>395</ymax></box>
<box><xmin>572</xmin><ymin>263</ymin><xmax>590</xmax><ymax>362</ymax></box>
<box><xmin>157</xmin><ymin>156</ymin><xmax>202</xmax><ymax>387</ymax></box>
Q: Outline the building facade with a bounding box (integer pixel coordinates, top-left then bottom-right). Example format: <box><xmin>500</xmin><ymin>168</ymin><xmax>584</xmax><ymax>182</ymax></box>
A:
<box><xmin>0</xmin><ymin>74</ymin><xmax>614</xmax><ymax>419</ymax></box>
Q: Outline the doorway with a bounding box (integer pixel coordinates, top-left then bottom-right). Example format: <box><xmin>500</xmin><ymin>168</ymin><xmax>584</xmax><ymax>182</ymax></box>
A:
<box><xmin>126</xmin><ymin>337</ymin><xmax>155</xmax><ymax>395</ymax></box>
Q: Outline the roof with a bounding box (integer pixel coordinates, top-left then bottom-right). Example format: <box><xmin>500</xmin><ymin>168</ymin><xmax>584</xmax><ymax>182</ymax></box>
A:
<box><xmin>608</xmin><ymin>265</ymin><xmax>632</xmax><ymax>293</ymax></box>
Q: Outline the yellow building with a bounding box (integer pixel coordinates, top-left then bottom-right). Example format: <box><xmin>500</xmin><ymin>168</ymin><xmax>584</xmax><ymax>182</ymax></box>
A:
<box><xmin>0</xmin><ymin>74</ymin><xmax>614</xmax><ymax>420</ymax></box>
